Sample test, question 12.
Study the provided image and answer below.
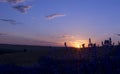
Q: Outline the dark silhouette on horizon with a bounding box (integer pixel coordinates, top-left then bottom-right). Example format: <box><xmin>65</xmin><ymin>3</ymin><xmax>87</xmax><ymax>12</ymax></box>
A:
<box><xmin>0</xmin><ymin>37</ymin><xmax>120</xmax><ymax>74</ymax></box>
<box><xmin>82</xmin><ymin>44</ymin><xmax>85</xmax><ymax>48</ymax></box>
<box><xmin>64</xmin><ymin>42</ymin><xmax>67</xmax><ymax>48</ymax></box>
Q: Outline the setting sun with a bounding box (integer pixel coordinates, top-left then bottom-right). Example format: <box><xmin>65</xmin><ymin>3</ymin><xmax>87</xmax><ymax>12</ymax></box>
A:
<box><xmin>70</xmin><ymin>40</ymin><xmax>88</xmax><ymax>48</ymax></box>
<box><xmin>69</xmin><ymin>40</ymin><xmax>88</xmax><ymax>48</ymax></box>
<box><xmin>75</xmin><ymin>44</ymin><xmax>81</xmax><ymax>48</ymax></box>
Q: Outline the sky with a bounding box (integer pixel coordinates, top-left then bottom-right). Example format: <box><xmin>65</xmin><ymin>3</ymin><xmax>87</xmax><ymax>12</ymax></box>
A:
<box><xmin>0</xmin><ymin>0</ymin><xmax>120</xmax><ymax>47</ymax></box>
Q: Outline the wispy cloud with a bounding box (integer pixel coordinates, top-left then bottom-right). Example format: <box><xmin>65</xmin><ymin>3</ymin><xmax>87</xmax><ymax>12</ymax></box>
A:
<box><xmin>0</xmin><ymin>34</ymin><xmax>60</xmax><ymax>46</ymax></box>
<box><xmin>0</xmin><ymin>19</ymin><xmax>21</xmax><ymax>25</ymax></box>
<box><xmin>0</xmin><ymin>0</ymin><xmax>25</xmax><ymax>4</ymax></box>
<box><xmin>46</xmin><ymin>13</ymin><xmax>66</xmax><ymax>19</ymax></box>
<box><xmin>0</xmin><ymin>33</ymin><xmax>6</xmax><ymax>36</ymax></box>
<box><xmin>0</xmin><ymin>0</ymin><xmax>6</xmax><ymax>2</ymax></box>
<box><xmin>117</xmin><ymin>34</ymin><xmax>120</xmax><ymax>36</ymax></box>
<box><xmin>60</xmin><ymin>35</ymin><xmax>74</xmax><ymax>39</ymax></box>
<box><xmin>13</xmin><ymin>5</ymin><xmax>32</xmax><ymax>13</ymax></box>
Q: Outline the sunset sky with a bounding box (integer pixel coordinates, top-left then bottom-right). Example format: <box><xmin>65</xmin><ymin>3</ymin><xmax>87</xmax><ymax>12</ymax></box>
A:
<box><xmin>0</xmin><ymin>0</ymin><xmax>120</xmax><ymax>47</ymax></box>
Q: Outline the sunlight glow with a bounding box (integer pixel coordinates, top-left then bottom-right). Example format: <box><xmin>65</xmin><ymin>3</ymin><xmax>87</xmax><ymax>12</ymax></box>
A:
<box><xmin>75</xmin><ymin>43</ymin><xmax>81</xmax><ymax>48</ymax></box>
<box><xmin>69</xmin><ymin>40</ymin><xmax>88</xmax><ymax>48</ymax></box>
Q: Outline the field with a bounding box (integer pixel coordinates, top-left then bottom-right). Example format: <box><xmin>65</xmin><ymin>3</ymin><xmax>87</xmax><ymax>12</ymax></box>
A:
<box><xmin>0</xmin><ymin>44</ymin><xmax>120</xmax><ymax>74</ymax></box>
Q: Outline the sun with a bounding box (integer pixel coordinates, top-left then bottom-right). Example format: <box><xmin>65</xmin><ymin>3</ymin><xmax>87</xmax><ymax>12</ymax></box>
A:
<box><xmin>72</xmin><ymin>42</ymin><xmax>81</xmax><ymax>48</ymax></box>
<box><xmin>69</xmin><ymin>39</ymin><xmax>88</xmax><ymax>48</ymax></box>
<box><xmin>75</xmin><ymin>44</ymin><xmax>81</xmax><ymax>48</ymax></box>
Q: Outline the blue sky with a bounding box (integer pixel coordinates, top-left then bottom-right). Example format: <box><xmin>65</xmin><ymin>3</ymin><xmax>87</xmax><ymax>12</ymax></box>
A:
<box><xmin>0</xmin><ymin>0</ymin><xmax>120</xmax><ymax>47</ymax></box>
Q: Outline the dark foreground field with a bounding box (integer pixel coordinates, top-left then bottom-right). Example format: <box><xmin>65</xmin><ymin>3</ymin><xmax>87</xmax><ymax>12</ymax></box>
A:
<box><xmin>0</xmin><ymin>44</ymin><xmax>120</xmax><ymax>74</ymax></box>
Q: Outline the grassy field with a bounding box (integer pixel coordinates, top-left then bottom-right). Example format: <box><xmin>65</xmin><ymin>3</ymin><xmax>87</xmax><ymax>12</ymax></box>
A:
<box><xmin>0</xmin><ymin>44</ymin><xmax>120</xmax><ymax>73</ymax></box>
<box><xmin>0</xmin><ymin>44</ymin><xmax>119</xmax><ymax>66</ymax></box>
<box><xmin>0</xmin><ymin>44</ymin><xmax>79</xmax><ymax>65</ymax></box>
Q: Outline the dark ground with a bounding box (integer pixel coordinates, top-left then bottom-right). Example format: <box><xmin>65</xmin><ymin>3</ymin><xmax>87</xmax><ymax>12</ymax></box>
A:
<box><xmin>0</xmin><ymin>44</ymin><xmax>120</xmax><ymax>74</ymax></box>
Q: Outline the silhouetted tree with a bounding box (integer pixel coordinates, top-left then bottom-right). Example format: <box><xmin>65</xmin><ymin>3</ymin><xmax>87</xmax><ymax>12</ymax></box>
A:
<box><xmin>109</xmin><ymin>37</ymin><xmax>112</xmax><ymax>45</ymax></box>
<box><xmin>88</xmin><ymin>38</ymin><xmax>93</xmax><ymax>48</ymax></box>
<box><xmin>24</xmin><ymin>49</ymin><xmax>27</xmax><ymax>52</ymax></box>
<box><xmin>113</xmin><ymin>42</ymin><xmax>115</xmax><ymax>46</ymax></box>
<box><xmin>82</xmin><ymin>44</ymin><xmax>85</xmax><ymax>48</ymax></box>
<box><xmin>101</xmin><ymin>41</ymin><xmax>104</xmax><ymax>46</ymax></box>
<box><xmin>93</xmin><ymin>43</ymin><xmax>96</xmax><ymax>48</ymax></box>
<box><xmin>64</xmin><ymin>42</ymin><xmax>67</xmax><ymax>48</ymax></box>
<box><xmin>118</xmin><ymin>41</ymin><xmax>120</xmax><ymax>46</ymax></box>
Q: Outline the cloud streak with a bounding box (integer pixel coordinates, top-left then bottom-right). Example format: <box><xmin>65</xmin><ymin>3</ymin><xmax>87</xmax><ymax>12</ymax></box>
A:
<box><xmin>13</xmin><ymin>5</ymin><xmax>32</xmax><ymax>13</ymax></box>
<box><xmin>61</xmin><ymin>35</ymin><xmax>74</xmax><ymax>39</ymax></box>
<box><xmin>0</xmin><ymin>35</ymin><xmax>60</xmax><ymax>46</ymax></box>
<box><xmin>0</xmin><ymin>19</ymin><xmax>21</xmax><ymax>25</ymax></box>
<box><xmin>0</xmin><ymin>33</ymin><xmax>6</xmax><ymax>36</ymax></box>
<box><xmin>117</xmin><ymin>34</ymin><xmax>120</xmax><ymax>36</ymax></box>
<box><xmin>46</xmin><ymin>13</ymin><xmax>66</xmax><ymax>19</ymax></box>
<box><xmin>0</xmin><ymin>0</ymin><xmax>25</xmax><ymax>4</ymax></box>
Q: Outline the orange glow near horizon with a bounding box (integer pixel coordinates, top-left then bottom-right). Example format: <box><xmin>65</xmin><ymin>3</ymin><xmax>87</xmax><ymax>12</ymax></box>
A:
<box><xmin>74</xmin><ymin>43</ymin><xmax>81</xmax><ymax>48</ymax></box>
<box><xmin>69</xmin><ymin>40</ymin><xmax>88</xmax><ymax>48</ymax></box>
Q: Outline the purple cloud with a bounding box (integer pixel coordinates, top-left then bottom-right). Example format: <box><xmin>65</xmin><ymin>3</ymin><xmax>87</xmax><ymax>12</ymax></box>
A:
<box><xmin>0</xmin><ymin>19</ymin><xmax>21</xmax><ymax>25</ymax></box>
<box><xmin>7</xmin><ymin>0</ymin><xmax>25</xmax><ymax>4</ymax></box>
<box><xmin>61</xmin><ymin>35</ymin><xmax>74</xmax><ymax>38</ymax></box>
<box><xmin>0</xmin><ymin>35</ymin><xmax>60</xmax><ymax>46</ymax></box>
<box><xmin>117</xmin><ymin>34</ymin><xmax>120</xmax><ymax>36</ymax></box>
<box><xmin>0</xmin><ymin>33</ymin><xmax>5</xmax><ymax>36</ymax></box>
<box><xmin>0</xmin><ymin>0</ymin><xmax>25</xmax><ymax>4</ymax></box>
<box><xmin>13</xmin><ymin>5</ymin><xmax>32</xmax><ymax>13</ymax></box>
<box><xmin>46</xmin><ymin>13</ymin><xmax>66</xmax><ymax>19</ymax></box>
<box><xmin>0</xmin><ymin>0</ymin><xmax>6</xmax><ymax>2</ymax></box>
